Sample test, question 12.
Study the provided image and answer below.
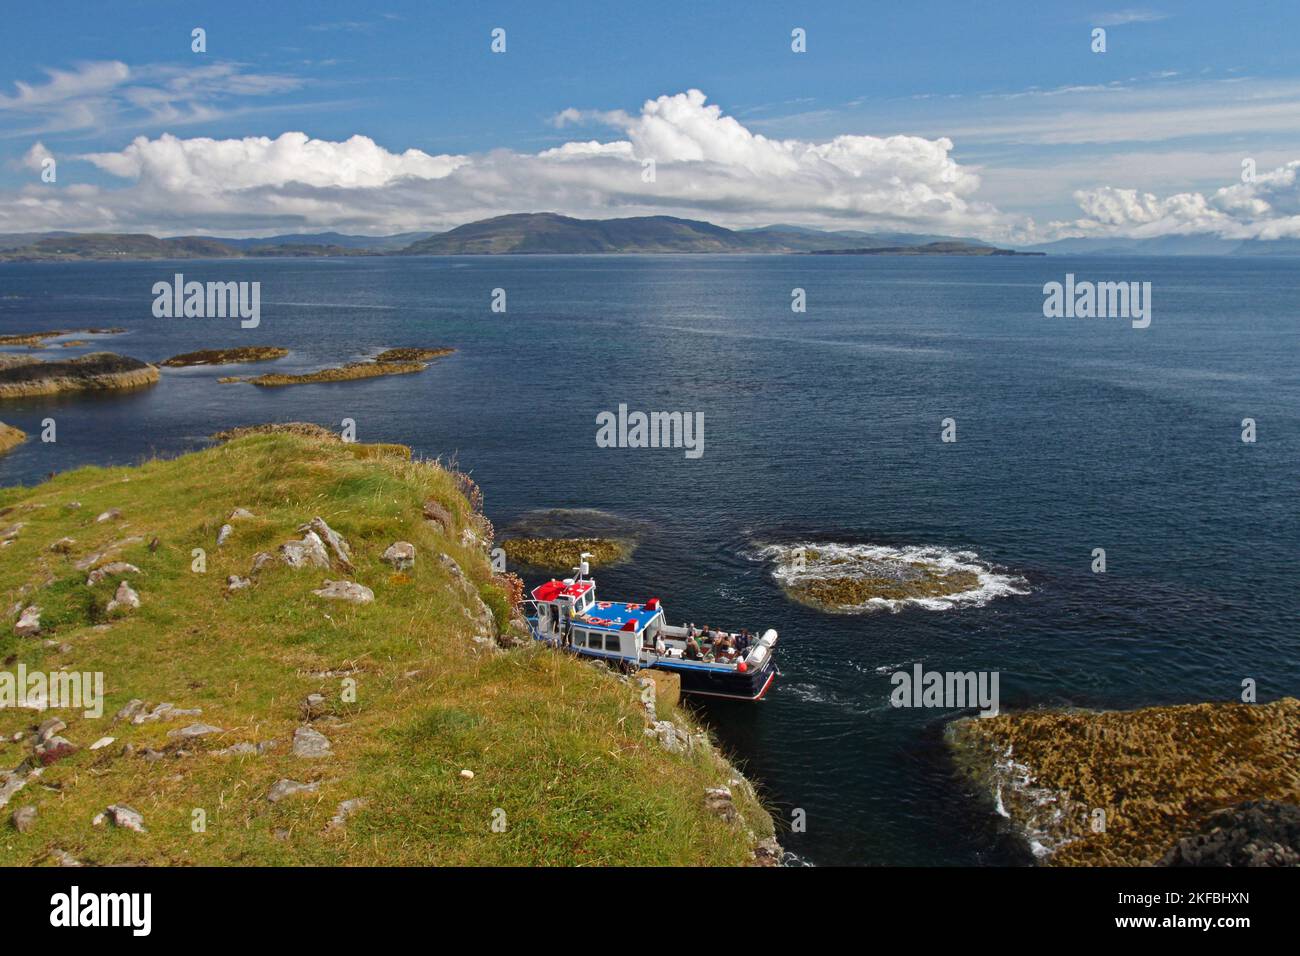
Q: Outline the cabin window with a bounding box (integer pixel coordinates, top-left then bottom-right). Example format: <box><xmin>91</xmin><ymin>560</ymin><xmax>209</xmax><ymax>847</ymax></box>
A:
<box><xmin>604</xmin><ymin>634</ymin><xmax>622</xmax><ymax>653</ymax></box>
<box><xmin>585</xmin><ymin>631</ymin><xmax>601</xmax><ymax>649</ymax></box>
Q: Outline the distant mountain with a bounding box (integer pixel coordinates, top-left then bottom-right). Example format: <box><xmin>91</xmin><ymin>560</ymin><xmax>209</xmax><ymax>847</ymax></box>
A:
<box><xmin>403</xmin><ymin>213</ymin><xmax>767</xmax><ymax>254</ymax></box>
<box><xmin>401</xmin><ymin>213</ymin><xmax>1006</xmax><ymax>255</ymax></box>
<box><xmin>4</xmin><ymin>218</ymin><xmax>1300</xmax><ymax>261</ymax></box>
<box><xmin>208</xmin><ymin>231</ymin><xmax>434</xmax><ymax>251</ymax></box>
<box><xmin>810</xmin><ymin>241</ymin><xmax>1041</xmax><ymax>257</ymax></box>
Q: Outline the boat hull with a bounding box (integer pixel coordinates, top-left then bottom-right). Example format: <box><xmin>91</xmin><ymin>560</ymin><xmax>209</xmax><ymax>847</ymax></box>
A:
<box><xmin>648</xmin><ymin>657</ymin><xmax>777</xmax><ymax>701</ymax></box>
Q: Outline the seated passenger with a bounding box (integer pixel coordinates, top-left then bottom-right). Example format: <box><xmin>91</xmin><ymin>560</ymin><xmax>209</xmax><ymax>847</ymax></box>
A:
<box><xmin>685</xmin><ymin>636</ymin><xmax>702</xmax><ymax>660</ymax></box>
<box><xmin>735</xmin><ymin>629</ymin><xmax>751</xmax><ymax>653</ymax></box>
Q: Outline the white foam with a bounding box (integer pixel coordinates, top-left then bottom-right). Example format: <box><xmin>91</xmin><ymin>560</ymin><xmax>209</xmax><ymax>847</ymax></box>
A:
<box><xmin>757</xmin><ymin>541</ymin><xmax>1030</xmax><ymax>614</ymax></box>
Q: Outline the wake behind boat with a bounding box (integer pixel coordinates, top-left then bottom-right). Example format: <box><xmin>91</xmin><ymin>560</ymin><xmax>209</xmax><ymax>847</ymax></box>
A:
<box><xmin>524</xmin><ymin>554</ymin><xmax>779</xmax><ymax>701</ymax></box>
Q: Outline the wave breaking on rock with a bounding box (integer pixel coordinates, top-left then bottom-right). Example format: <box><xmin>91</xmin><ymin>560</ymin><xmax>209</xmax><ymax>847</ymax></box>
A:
<box><xmin>756</xmin><ymin>542</ymin><xmax>1029</xmax><ymax>613</ymax></box>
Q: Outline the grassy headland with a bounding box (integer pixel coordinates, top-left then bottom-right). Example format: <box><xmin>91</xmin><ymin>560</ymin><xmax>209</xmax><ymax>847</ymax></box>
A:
<box><xmin>0</xmin><ymin>431</ymin><xmax>773</xmax><ymax>865</ymax></box>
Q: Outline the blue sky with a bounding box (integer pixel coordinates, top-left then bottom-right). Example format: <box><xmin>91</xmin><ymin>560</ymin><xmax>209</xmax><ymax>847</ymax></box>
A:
<box><xmin>3</xmin><ymin>0</ymin><xmax>1299</xmax><ymax>241</ymax></box>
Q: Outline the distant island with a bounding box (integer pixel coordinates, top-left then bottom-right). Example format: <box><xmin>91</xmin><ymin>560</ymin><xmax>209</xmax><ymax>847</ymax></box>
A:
<box><xmin>0</xmin><ymin>213</ymin><xmax>1032</xmax><ymax>260</ymax></box>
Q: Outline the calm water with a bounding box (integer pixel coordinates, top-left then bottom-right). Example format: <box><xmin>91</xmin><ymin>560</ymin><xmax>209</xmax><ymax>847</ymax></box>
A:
<box><xmin>2</xmin><ymin>255</ymin><xmax>1297</xmax><ymax>865</ymax></box>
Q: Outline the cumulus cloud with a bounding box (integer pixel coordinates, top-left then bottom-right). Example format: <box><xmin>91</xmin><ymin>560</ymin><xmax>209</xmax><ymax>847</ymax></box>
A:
<box><xmin>3</xmin><ymin>89</ymin><xmax>1022</xmax><ymax>238</ymax></box>
<box><xmin>1060</xmin><ymin>160</ymin><xmax>1300</xmax><ymax>239</ymax></box>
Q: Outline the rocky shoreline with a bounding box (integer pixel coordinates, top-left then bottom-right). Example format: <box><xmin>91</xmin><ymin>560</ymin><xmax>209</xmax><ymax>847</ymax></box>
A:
<box><xmin>219</xmin><ymin>347</ymin><xmax>454</xmax><ymax>387</ymax></box>
<box><xmin>948</xmin><ymin>697</ymin><xmax>1300</xmax><ymax>865</ymax></box>
<box><xmin>0</xmin><ymin>421</ymin><xmax>25</xmax><ymax>455</ymax></box>
<box><xmin>160</xmin><ymin>347</ymin><xmax>289</xmax><ymax>367</ymax></box>
<box><xmin>0</xmin><ymin>352</ymin><xmax>159</xmax><ymax>399</ymax></box>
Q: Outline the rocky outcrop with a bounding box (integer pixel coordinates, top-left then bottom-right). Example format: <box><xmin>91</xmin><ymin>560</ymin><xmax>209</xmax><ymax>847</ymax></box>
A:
<box><xmin>0</xmin><ymin>421</ymin><xmax>25</xmax><ymax>455</ymax></box>
<box><xmin>1159</xmin><ymin>801</ymin><xmax>1300</xmax><ymax>866</ymax></box>
<box><xmin>106</xmin><ymin>580</ymin><xmax>140</xmax><ymax>614</ymax></box>
<box><xmin>160</xmin><ymin>347</ymin><xmax>288</xmax><ymax>367</ymax></box>
<box><xmin>382</xmin><ymin>541</ymin><xmax>415</xmax><ymax>571</ymax></box>
<box><xmin>949</xmin><ymin>697</ymin><xmax>1300</xmax><ymax>865</ymax></box>
<box><xmin>312</xmin><ymin>580</ymin><xmax>373</xmax><ymax>604</ymax></box>
<box><xmin>280</xmin><ymin>531</ymin><xmax>330</xmax><ymax>569</ymax></box>
<box><xmin>0</xmin><ymin>352</ymin><xmax>159</xmax><ymax>399</ymax></box>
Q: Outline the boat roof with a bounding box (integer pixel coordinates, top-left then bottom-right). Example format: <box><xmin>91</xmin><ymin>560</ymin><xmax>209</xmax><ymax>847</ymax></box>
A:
<box><xmin>575</xmin><ymin>600</ymin><xmax>662</xmax><ymax>633</ymax></box>
<box><xmin>531</xmin><ymin>579</ymin><xmax>594</xmax><ymax>602</ymax></box>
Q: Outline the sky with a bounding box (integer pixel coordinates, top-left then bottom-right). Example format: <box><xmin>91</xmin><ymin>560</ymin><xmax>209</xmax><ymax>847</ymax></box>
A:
<box><xmin>2</xmin><ymin>0</ymin><xmax>1300</xmax><ymax>242</ymax></box>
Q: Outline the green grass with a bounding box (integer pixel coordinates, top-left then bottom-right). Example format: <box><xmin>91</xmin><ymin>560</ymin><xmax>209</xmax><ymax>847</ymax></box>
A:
<box><xmin>0</xmin><ymin>433</ymin><xmax>771</xmax><ymax>866</ymax></box>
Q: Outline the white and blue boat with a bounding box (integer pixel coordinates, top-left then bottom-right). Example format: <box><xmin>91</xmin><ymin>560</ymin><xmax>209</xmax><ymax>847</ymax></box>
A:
<box><xmin>524</xmin><ymin>554</ymin><xmax>779</xmax><ymax>701</ymax></box>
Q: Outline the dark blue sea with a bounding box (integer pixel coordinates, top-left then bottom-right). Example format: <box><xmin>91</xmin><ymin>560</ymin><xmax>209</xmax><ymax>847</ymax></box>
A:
<box><xmin>2</xmin><ymin>254</ymin><xmax>1297</xmax><ymax>865</ymax></box>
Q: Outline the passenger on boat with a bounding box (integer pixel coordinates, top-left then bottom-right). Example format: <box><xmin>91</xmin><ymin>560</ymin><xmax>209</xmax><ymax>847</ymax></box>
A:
<box><xmin>735</xmin><ymin>630</ymin><xmax>751</xmax><ymax>654</ymax></box>
<box><xmin>685</xmin><ymin>636</ymin><xmax>702</xmax><ymax>660</ymax></box>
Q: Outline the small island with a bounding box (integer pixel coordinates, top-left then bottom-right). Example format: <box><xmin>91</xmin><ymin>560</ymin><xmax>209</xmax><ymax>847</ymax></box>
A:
<box><xmin>160</xmin><ymin>346</ymin><xmax>290</xmax><ymax>367</ymax></box>
<box><xmin>0</xmin><ymin>352</ymin><xmax>159</xmax><ymax>399</ymax></box>
<box><xmin>0</xmin><ymin>328</ymin><xmax>126</xmax><ymax>347</ymax></box>
<box><xmin>948</xmin><ymin>697</ymin><xmax>1300</xmax><ymax>865</ymax></box>
<box><xmin>0</xmin><ymin>420</ymin><xmax>25</xmax><ymax>455</ymax></box>
<box><xmin>220</xmin><ymin>347</ymin><xmax>454</xmax><ymax>387</ymax></box>
<box><xmin>501</xmin><ymin>537</ymin><xmax>632</xmax><ymax>571</ymax></box>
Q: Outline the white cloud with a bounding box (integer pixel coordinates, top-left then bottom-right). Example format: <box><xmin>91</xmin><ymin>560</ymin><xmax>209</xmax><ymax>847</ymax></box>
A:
<box><xmin>0</xmin><ymin>60</ymin><xmax>304</xmax><ymax>137</ymax></box>
<box><xmin>2</xmin><ymin>89</ymin><xmax>1020</xmax><ymax>239</ymax></box>
<box><xmin>1059</xmin><ymin>161</ymin><xmax>1300</xmax><ymax>239</ymax></box>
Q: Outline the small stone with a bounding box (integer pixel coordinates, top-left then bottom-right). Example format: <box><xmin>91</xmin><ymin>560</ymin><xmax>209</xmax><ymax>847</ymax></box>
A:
<box><xmin>292</xmin><ymin>725</ymin><xmax>332</xmax><ymax>758</ymax></box>
<box><xmin>704</xmin><ymin>786</ymin><xmax>737</xmax><ymax>823</ymax></box>
<box><xmin>167</xmin><ymin>723</ymin><xmax>223</xmax><ymax>740</ymax></box>
<box><xmin>64</xmin><ymin>501</ymin><xmax>82</xmax><ymax>511</ymax></box>
<box><xmin>50</xmin><ymin>848</ymin><xmax>82</xmax><ymax>866</ymax></box>
<box><xmin>250</xmin><ymin>551</ymin><xmax>275</xmax><ymax>574</ymax></box>
<box><xmin>229</xmin><ymin>507</ymin><xmax>255</xmax><ymax>520</ymax></box>
<box><xmin>300</xmin><ymin>693</ymin><xmax>329</xmax><ymax>720</ymax></box>
<box><xmin>106</xmin><ymin>580</ymin><xmax>140</xmax><ymax>614</ymax></box>
<box><xmin>114</xmin><ymin>698</ymin><xmax>145</xmax><ymax>723</ymax></box>
<box><xmin>37</xmin><ymin>717</ymin><xmax>67</xmax><ymax>743</ymax></box>
<box><xmin>14</xmin><ymin>605</ymin><xmax>41</xmax><ymax>637</ymax></box>
<box><xmin>312</xmin><ymin>580</ymin><xmax>374</xmax><ymax>604</ymax></box>
<box><xmin>95</xmin><ymin>508</ymin><xmax>122</xmax><ymax>523</ymax></box>
<box><xmin>280</xmin><ymin>531</ymin><xmax>330</xmax><ymax>569</ymax></box>
<box><xmin>226</xmin><ymin>575</ymin><xmax>252</xmax><ymax>591</ymax></box>
<box><xmin>12</xmin><ymin>805</ymin><xmax>37</xmax><ymax>832</ymax></box>
<box><xmin>459</xmin><ymin>769</ymin><xmax>474</xmax><ymax>780</ymax></box>
<box><xmin>381</xmin><ymin>541</ymin><xmax>416</xmax><ymax>571</ymax></box>
<box><xmin>105</xmin><ymin>804</ymin><xmax>146</xmax><ymax>832</ymax></box>
<box><xmin>49</xmin><ymin>537</ymin><xmax>76</xmax><ymax>554</ymax></box>
<box><xmin>423</xmin><ymin>499</ymin><xmax>453</xmax><ymax>534</ymax></box>
<box><xmin>89</xmin><ymin>736</ymin><xmax>115</xmax><ymax>750</ymax></box>
<box><xmin>216</xmin><ymin>524</ymin><xmax>233</xmax><ymax>547</ymax></box>
<box><xmin>267</xmin><ymin>778</ymin><xmax>320</xmax><ymax>803</ymax></box>
<box><xmin>86</xmin><ymin>561</ymin><xmax>140</xmax><ymax>586</ymax></box>
<box><xmin>298</xmin><ymin>517</ymin><xmax>354</xmax><ymax>571</ymax></box>
<box><xmin>326</xmin><ymin>798</ymin><xmax>367</xmax><ymax>831</ymax></box>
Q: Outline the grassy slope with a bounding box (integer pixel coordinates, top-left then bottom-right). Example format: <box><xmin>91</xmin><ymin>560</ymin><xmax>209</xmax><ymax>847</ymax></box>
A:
<box><xmin>0</xmin><ymin>433</ymin><xmax>771</xmax><ymax>865</ymax></box>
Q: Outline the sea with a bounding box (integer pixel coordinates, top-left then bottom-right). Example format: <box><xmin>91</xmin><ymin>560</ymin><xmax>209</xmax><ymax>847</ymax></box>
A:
<box><xmin>2</xmin><ymin>253</ymin><xmax>1296</xmax><ymax>865</ymax></box>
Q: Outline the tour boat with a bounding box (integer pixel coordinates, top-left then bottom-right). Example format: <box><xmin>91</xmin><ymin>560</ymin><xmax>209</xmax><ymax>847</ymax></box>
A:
<box><xmin>524</xmin><ymin>555</ymin><xmax>778</xmax><ymax>701</ymax></box>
